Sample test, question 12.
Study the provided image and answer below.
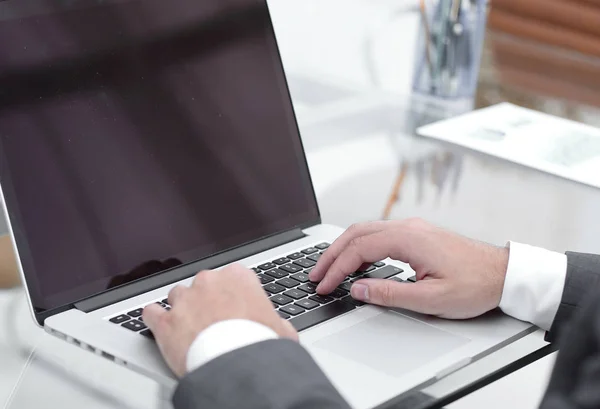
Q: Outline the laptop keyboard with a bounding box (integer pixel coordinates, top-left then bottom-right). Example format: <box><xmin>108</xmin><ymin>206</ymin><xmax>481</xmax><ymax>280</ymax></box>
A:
<box><xmin>107</xmin><ymin>243</ymin><xmax>413</xmax><ymax>340</ymax></box>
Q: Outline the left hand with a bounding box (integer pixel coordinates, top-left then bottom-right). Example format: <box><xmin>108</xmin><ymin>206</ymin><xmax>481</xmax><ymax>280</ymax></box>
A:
<box><xmin>143</xmin><ymin>264</ymin><xmax>298</xmax><ymax>377</ymax></box>
<box><xmin>309</xmin><ymin>219</ymin><xmax>509</xmax><ymax>320</ymax></box>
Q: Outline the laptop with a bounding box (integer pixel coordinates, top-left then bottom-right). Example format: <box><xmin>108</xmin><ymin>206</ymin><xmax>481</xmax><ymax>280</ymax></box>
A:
<box><xmin>0</xmin><ymin>0</ymin><xmax>534</xmax><ymax>407</ymax></box>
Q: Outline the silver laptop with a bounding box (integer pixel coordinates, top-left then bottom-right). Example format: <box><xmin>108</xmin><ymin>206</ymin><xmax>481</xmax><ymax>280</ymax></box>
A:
<box><xmin>0</xmin><ymin>0</ymin><xmax>533</xmax><ymax>407</ymax></box>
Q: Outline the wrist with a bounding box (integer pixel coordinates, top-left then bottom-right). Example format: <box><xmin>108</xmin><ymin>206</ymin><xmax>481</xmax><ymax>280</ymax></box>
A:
<box><xmin>185</xmin><ymin>319</ymin><xmax>278</xmax><ymax>375</ymax></box>
<box><xmin>498</xmin><ymin>242</ymin><xmax>566</xmax><ymax>330</ymax></box>
<box><xmin>491</xmin><ymin>244</ymin><xmax>510</xmax><ymax>308</ymax></box>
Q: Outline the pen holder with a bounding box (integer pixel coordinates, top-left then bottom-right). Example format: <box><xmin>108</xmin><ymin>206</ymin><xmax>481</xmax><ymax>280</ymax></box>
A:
<box><xmin>412</xmin><ymin>0</ymin><xmax>488</xmax><ymax>100</ymax></box>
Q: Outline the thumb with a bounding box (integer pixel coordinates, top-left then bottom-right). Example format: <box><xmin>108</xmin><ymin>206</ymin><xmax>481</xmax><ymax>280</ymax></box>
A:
<box><xmin>350</xmin><ymin>279</ymin><xmax>440</xmax><ymax>315</ymax></box>
<box><xmin>279</xmin><ymin>319</ymin><xmax>299</xmax><ymax>341</ymax></box>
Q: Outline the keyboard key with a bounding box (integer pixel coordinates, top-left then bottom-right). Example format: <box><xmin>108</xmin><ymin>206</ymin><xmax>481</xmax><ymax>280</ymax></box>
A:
<box><xmin>295</xmin><ymin>299</ymin><xmax>319</xmax><ymax>310</ymax></box>
<box><xmin>287</xmin><ymin>252</ymin><xmax>304</xmax><ymax>260</ymax></box>
<box><xmin>293</xmin><ymin>258</ymin><xmax>316</xmax><ymax>269</ymax></box>
<box><xmin>362</xmin><ymin>265</ymin><xmax>404</xmax><ymax>280</ymax></box>
<box><xmin>263</xmin><ymin>283</ymin><xmax>286</xmax><ymax>294</ymax></box>
<box><xmin>280</xmin><ymin>264</ymin><xmax>302</xmax><ymax>274</ymax></box>
<box><xmin>276</xmin><ymin>277</ymin><xmax>301</xmax><ymax>288</ymax></box>
<box><xmin>273</xmin><ymin>257</ymin><xmax>290</xmax><ymax>265</ymax></box>
<box><xmin>341</xmin><ymin>296</ymin><xmax>366</xmax><ymax>307</ymax></box>
<box><xmin>390</xmin><ymin>277</ymin><xmax>405</xmax><ymax>283</ymax></box>
<box><xmin>165</xmin><ymin>306</ymin><xmax>171</xmax><ymax>311</ymax></box>
<box><xmin>257</xmin><ymin>274</ymin><xmax>274</xmax><ymax>284</ymax></box>
<box><xmin>258</xmin><ymin>262</ymin><xmax>277</xmax><ymax>271</ymax></box>
<box><xmin>337</xmin><ymin>282</ymin><xmax>354</xmax><ymax>292</ymax></box>
<box><xmin>283</xmin><ymin>289</ymin><xmax>309</xmax><ymax>299</ymax></box>
<box><xmin>277</xmin><ymin>311</ymin><xmax>291</xmax><ymax>319</ymax></box>
<box><xmin>297</xmin><ymin>283</ymin><xmax>317</xmax><ymax>294</ymax></box>
<box><xmin>306</xmin><ymin>253</ymin><xmax>322</xmax><ymax>263</ymax></box>
<box><xmin>315</xmin><ymin>243</ymin><xmax>330</xmax><ymax>250</ymax></box>
<box><xmin>309</xmin><ymin>294</ymin><xmax>334</xmax><ymax>304</ymax></box>
<box><xmin>329</xmin><ymin>288</ymin><xmax>348</xmax><ymax>298</ymax></box>
<box><xmin>304</xmin><ymin>268</ymin><xmax>313</xmax><ymax>275</ymax></box>
<box><xmin>109</xmin><ymin>314</ymin><xmax>130</xmax><ymax>324</ymax></box>
<box><xmin>270</xmin><ymin>294</ymin><xmax>294</xmax><ymax>306</ymax></box>
<box><xmin>358</xmin><ymin>265</ymin><xmax>376</xmax><ymax>273</ymax></box>
<box><xmin>162</xmin><ymin>299</ymin><xmax>169</xmax><ymax>304</ymax></box>
<box><xmin>122</xmin><ymin>320</ymin><xmax>146</xmax><ymax>332</ymax></box>
<box><xmin>265</xmin><ymin>268</ymin><xmax>288</xmax><ymax>279</ymax></box>
<box><xmin>140</xmin><ymin>329</ymin><xmax>155</xmax><ymax>340</ymax></box>
<box><xmin>373</xmin><ymin>261</ymin><xmax>386</xmax><ymax>268</ymax></box>
<box><xmin>127</xmin><ymin>308</ymin><xmax>144</xmax><ymax>318</ymax></box>
<box><xmin>407</xmin><ymin>275</ymin><xmax>417</xmax><ymax>282</ymax></box>
<box><xmin>290</xmin><ymin>301</ymin><xmax>355</xmax><ymax>331</ymax></box>
<box><xmin>301</xmin><ymin>247</ymin><xmax>319</xmax><ymax>255</ymax></box>
<box><xmin>291</xmin><ymin>273</ymin><xmax>310</xmax><ymax>283</ymax></box>
<box><xmin>280</xmin><ymin>305</ymin><xmax>306</xmax><ymax>316</ymax></box>
<box><xmin>251</xmin><ymin>268</ymin><xmax>261</xmax><ymax>274</ymax></box>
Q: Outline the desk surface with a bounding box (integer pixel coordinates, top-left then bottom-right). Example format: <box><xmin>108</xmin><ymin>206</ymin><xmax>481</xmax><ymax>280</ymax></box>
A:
<box><xmin>3</xmin><ymin>0</ymin><xmax>600</xmax><ymax>407</ymax></box>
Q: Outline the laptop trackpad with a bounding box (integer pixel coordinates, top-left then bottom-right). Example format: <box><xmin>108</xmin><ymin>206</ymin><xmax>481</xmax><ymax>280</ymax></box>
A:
<box><xmin>313</xmin><ymin>311</ymin><xmax>470</xmax><ymax>378</ymax></box>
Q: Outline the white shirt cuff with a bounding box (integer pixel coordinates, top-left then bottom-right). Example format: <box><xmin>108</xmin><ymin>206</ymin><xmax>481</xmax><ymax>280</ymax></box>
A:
<box><xmin>186</xmin><ymin>319</ymin><xmax>278</xmax><ymax>373</ymax></box>
<box><xmin>499</xmin><ymin>242</ymin><xmax>567</xmax><ymax>331</ymax></box>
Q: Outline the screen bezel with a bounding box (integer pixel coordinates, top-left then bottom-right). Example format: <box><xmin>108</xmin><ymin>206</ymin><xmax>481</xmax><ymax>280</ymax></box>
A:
<box><xmin>0</xmin><ymin>0</ymin><xmax>321</xmax><ymax>325</ymax></box>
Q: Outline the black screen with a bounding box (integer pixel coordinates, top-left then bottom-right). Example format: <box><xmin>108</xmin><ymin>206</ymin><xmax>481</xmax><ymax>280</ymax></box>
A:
<box><xmin>0</xmin><ymin>0</ymin><xmax>319</xmax><ymax>314</ymax></box>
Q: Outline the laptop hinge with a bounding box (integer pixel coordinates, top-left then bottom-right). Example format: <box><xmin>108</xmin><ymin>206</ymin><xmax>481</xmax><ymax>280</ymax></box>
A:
<box><xmin>75</xmin><ymin>228</ymin><xmax>307</xmax><ymax>313</ymax></box>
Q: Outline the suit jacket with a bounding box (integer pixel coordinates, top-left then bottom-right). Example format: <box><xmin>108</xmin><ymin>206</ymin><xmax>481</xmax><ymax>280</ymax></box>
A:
<box><xmin>173</xmin><ymin>252</ymin><xmax>600</xmax><ymax>409</ymax></box>
<box><xmin>172</xmin><ymin>338</ymin><xmax>351</xmax><ymax>409</ymax></box>
<box><xmin>540</xmin><ymin>252</ymin><xmax>600</xmax><ymax>409</ymax></box>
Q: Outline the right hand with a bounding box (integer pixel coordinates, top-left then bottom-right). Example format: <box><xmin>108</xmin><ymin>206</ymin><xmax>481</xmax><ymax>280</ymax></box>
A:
<box><xmin>309</xmin><ymin>219</ymin><xmax>509</xmax><ymax>320</ymax></box>
<box><xmin>143</xmin><ymin>264</ymin><xmax>297</xmax><ymax>377</ymax></box>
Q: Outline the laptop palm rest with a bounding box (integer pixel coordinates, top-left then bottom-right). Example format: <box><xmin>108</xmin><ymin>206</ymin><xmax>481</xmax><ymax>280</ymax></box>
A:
<box><xmin>313</xmin><ymin>311</ymin><xmax>470</xmax><ymax>378</ymax></box>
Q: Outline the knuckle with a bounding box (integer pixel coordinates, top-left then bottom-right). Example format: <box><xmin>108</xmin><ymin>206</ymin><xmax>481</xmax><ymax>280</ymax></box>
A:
<box><xmin>404</xmin><ymin>217</ymin><xmax>426</xmax><ymax>230</ymax></box>
<box><xmin>378</xmin><ymin>284</ymin><xmax>395</xmax><ymax>305</ymax></box>
<box><xmin>168</xmin><ymin>285</ymin><xmax>181</xmax><ymax>297</ymax></box>
<box><xmin>194</xmin><ymin>270</ymin><xmax>210</xmax><ymax>282</ymax></box>
<box><xmin>347</xmin><ymin>223</ymin><xmax>362</xmax><ymax>233</ymax></box>
<box><xmin>228</xmin><ymin>264</ymin><xmax>260</xmax><ymax>285</ymax></box>
<box><xmin>229</xmin><ymin>263</ymin><xmax>250</xmax><ymax>276</ymax></box>
<box><xmin>349</xmin><ymin>235</ymin><xmax>365</xmax><ymax>249</ymax></box>
<box><xmin>241</xmin><ymin>267</ymin><xmax>259</xmax><ymax>282</ymax></box>
<box><xmin>157</xmin><ymin>310</ymin><xmax>171</xmax><ymax>327</ymax></box>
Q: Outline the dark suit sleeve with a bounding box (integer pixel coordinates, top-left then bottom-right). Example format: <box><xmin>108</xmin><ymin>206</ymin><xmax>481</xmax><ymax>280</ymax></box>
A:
<box><xmin>539</xmin><ymin>292</ymin><xmax>600</xmax><ymax>409</ymax></box>
<box><xmin>545</xmin><ymin>252</ymin><xmax>600</xmax><ymax>343</ymax></box>
<box><xmin>172</xmin><ymin>339</ymin><xmax>351</xmax><ymax>409</ymax></box>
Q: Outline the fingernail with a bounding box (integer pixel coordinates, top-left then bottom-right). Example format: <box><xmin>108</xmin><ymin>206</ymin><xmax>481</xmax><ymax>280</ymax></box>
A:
<box><xmin>351</xmin><ymin>283</ymin><xmax>369</xmax><ymax>301</ymax></box>
<box><xmin>308</xmin><ymin>269</ymin><xmax>317</xmax><ymax>280</ymax></box>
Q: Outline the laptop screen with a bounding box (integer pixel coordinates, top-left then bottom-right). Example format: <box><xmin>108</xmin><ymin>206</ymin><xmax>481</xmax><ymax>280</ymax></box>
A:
<box><xmin>0</xmin><ymin>0</ymin><xmax>319</xmax><ymax>314</ymax></box>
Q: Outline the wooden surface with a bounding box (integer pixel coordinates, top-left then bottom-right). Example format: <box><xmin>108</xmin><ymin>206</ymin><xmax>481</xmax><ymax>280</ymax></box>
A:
<box><xmin>0</xmin><ymin>235</ymin><xmax>20</xmax><ymax>289</ymax></box>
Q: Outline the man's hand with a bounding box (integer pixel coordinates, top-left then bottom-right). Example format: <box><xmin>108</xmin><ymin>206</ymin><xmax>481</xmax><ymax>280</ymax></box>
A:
<box><xmin>143</xmin><ymin>264</ymin><xmax>297</xmax><ymax>377</ymax></box>
<box><xmin>309</xmin><ymin>219</ymin><xmax>509</xmax><ymax>320</ymax></box>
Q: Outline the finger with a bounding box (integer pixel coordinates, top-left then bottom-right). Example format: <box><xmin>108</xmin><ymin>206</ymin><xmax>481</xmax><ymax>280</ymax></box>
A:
<box><xmin>310</xmin><ymin>221</ymin><xmax>388</xmax><ymax>282</ymax></box>
<box><xmin>279</xmin><ymin>319</ymin><xmax>299</xmax><ymax>341</ymax></box>
<box><xmin>191</xmin><ymin>269</ymin><xmax>213</xmax><ymax>287</ymax></box>
<box><xmin>168</xmin><ymin>285</ymin><xmax>188</xmax><ymax>307</ymax></box>
<box><xmin>317</xmin><ymin>230</ymin><xmax>400</xmax><ymax>294</ymax></box>
<box><xmin>142</xmin><ymin>303</ymin><xmax>168</xmax><ymax>337</ymax></box>
<box><xmin>142</xmin><ymin>304</ymin><xmax>184</xmax><ymax>377</ymax></box>
<box><xmin>350</xmin><ymin>279</ymin><xmax>441</xmax><ymax>314</ymax></box>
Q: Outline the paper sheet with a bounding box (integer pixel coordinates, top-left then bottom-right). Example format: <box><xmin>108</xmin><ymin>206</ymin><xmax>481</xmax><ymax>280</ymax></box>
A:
<box><xmin>416</xmin><ymin>103</ymin><xmax>600</xmax><ymax>189</ymax></box>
